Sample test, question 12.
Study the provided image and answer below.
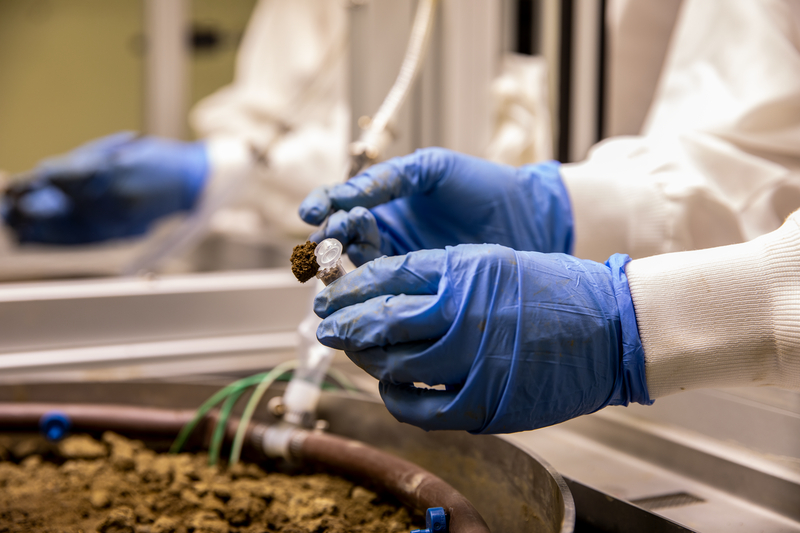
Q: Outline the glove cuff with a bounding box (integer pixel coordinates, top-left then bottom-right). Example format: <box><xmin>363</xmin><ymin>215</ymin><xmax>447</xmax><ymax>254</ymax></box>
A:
<box><xmin>203</xmin><ymin>137</ymin><xmax>253</xmax><ymax>199</ymax></box>
<box><xmin>520</xmin><ymin>161</ymin><xmax>575</xmax><ymax>255</ymax></box>
<box><xmin>606</xmin><ymin>253</ymin><xmax>653</xmax><ymax>407</ymax></box>
<box><xmin>626</xmin><ymin>212</ymin><xmax>800</xmax><ymax>398</ymax></box>
<box><xmin>180</xmin><ymin>141</ymin><xmax>211</xmax><ymax>210</ymax></box>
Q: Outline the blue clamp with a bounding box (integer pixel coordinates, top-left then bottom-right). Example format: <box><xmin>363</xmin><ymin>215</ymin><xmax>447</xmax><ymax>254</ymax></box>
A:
<box><xmin>411</xmin><ymin>507</ymin><xmax>447</xmax><ymax>533</ymax></box>
<box><xmin>39</xmin><ymin>411</ymin><xmax>71</xmax><ymax>441</ymax></box>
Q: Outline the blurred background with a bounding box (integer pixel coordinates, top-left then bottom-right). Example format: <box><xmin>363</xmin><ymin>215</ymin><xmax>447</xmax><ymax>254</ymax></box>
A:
<box><xmin>0</xmin><ymin>3</ymin><xmax>797</xmax><ymax>531</ymax></box>
<box><xmin>0</xmin><ymin>0</ymin><xmax>685</xmax><ymax>173</ymax></box>
<box><xmin>0</xmin><ymin>0</ymin><xmax>257</xmax><ymax>173</ymax></box>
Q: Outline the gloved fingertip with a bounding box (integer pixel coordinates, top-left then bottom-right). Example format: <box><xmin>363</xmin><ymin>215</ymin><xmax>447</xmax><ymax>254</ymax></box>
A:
<box><xmin>313</xmin><ymin>292</ymin><xmax>331</xmax><ymax>318</ymax></box>
<box><xmin>379</xmin><ymin>382</ymin><xmax>461</xmax><ymax>431</ymax></box>
<box><xmin>18</xmin><ymin>187</ymin><xmax>71</xmax><ymax>218</ymax></box>
<box><xmin>308</xmin><ymin>229</ymin><xmax>326</xmax><ymax>245</ymax></box>
<box><xmin>298</xmin><ymin>204</ymin><xmax>326</xmax><ymax>225</ymax></box>
<box><xmin>298</xmin><ymin>187</ymin><xmax>332</xmax><ymax>225</ymax></box>
<box><xmin>315</xmin><ymin>318</ymin><xmax>344</xmax><ymax>349</ymax></box>
<box><xmin>326</xmin><ymin>166</ymin><xmax>399</xmax><ymax>209</ymax></box>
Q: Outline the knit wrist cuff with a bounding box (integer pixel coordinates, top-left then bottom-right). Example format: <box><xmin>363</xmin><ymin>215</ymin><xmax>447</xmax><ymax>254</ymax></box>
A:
<box><xmin>626</xmin><ymin>213</ymin><xmax>800</xmax><ymax>398</ymax></box>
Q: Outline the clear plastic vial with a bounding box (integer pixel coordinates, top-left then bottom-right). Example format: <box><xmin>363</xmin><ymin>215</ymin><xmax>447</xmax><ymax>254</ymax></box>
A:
<box><xmin>282</xmin><ymin>239</ymin><xmax>348</xmax><ymax>428</ymax></box>
<box><xmin>314</xmin><ymin>238</ymin><xmax>347</xmax><ymax>286</ymax></box>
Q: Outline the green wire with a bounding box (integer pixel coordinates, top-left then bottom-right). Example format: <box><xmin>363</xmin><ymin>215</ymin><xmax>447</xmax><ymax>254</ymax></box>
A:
<box><xmin>273</xmin><ymin>374</ymin><xmax>342</xmax><ymax>391</ymax></box>
<box><xmin>229</xmin><ymin>359</ymin><xmax>298</xmax><ymax>466</ymax></box>
<box><xmin>324</xmin><ymin>366</ymin><xmax>361</xmax><ymax>392</ymax></box>
<box><xmin>171</xmin><ymin>363</ymin><xmax>361</xmax><ymax>464</ymax></box>
<box><xmin>170</xmin><ymin>372</ymin><xmax>270</xmax><ymax>454</ymax></box>
<box><xmin>207</xmin><ymin>386</ymin><xmax>248</xmax><ymax>466</ymax></box>
<box><xmin>269</xmin><ymin>365</ymin><xmax>360</xmax><ymax>392</ymax></box>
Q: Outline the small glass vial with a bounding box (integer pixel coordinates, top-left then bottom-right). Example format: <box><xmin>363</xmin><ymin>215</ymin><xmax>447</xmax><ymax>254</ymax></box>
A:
<box><xmin>314</xmin><ymin>238</ymin><xmax>347</xmax><ymax>286</ymax></box>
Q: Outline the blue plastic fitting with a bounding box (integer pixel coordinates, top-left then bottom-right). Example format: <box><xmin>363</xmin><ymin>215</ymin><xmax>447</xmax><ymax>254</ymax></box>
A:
<box><xmin>39</xmin><ymin>411</ymin><xmax>71</xmax><ymax>441</ymax></box>
<box><xmin>410</xmin><ymin>507</ymin><xmax>447</xmax><ymax>533</ymax></box>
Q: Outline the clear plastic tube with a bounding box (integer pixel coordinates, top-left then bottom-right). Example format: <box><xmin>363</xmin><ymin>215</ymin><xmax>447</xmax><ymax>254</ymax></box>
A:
<box><xmin>348</xmin><ymin>0</ymin><xmax>438</xmax><ymax>177</ymax></box>
<box><xmin>282</xmin><ymin>302</ymin><xmax>334</xmax><ymax>427</ymax></box>
<box><xmin>283</xmin><ymin>238</ymin><xmax>348</xmax><ymax>427</ymax></box>
<box><xmin>122</xmin><ymin>155</ymin><xmax>249</xmax><ymax>275</ymax></box>
<box><xmin>314</xmin><ymin>238</ymin><xmax>347</xmax><ymax>286</ymax></box>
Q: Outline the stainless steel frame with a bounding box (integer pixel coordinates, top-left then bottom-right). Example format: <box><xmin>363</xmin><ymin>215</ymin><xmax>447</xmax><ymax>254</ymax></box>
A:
<box><xmin>0</xmin><ymin>269</ymin><xmax>314</xmax><ymax>382</ymax></box>
<box><xmin>512</xmin><ymin>400</ymin><xmax>800</xmax><ymax>532</ymax></box>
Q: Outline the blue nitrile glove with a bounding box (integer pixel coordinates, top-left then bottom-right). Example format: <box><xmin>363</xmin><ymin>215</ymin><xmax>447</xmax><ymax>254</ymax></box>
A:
<box><xmin>2</xmin><ymin>132</ymin><xmax>208</xmax><ymax>244</ymax></box>
<box><xmin>314</xmin><ymin>244</ymin><xmax>652</xmax><ymax>434</ymax></box>
<box><xmin>299</xmin><ymin>147</ymin><xmax>573</xmax><ymax>266</ymax></box>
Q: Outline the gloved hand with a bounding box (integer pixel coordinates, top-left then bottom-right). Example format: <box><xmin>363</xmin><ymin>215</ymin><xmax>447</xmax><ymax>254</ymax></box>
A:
<box><xmin>299</xmin><ymin>148</ymin><xmax>573</xmax><ymax>266</ymax></box>
<box><xmin>314</xmin><ymin>244</ymin><xmax>651</xmax><ymax>433</ymax></box>
<box><xmin>2</xmin><ymin>132</ymin><xmax>208</xmax><ymax>244</ymax></box>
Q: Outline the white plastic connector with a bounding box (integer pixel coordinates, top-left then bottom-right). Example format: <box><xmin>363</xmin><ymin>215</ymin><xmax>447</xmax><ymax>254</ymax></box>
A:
<box><xmin>282</xmin><ymin>378</ymin><xmax>323</xmax><ymax>427</ymax></box>
<box><xmin>279</xmin><ymin>279</ymin><xmax>337</xmax><ymax>430</ymax></box>
<box><xmin>260</xmin><ymin>423</ymin><xmax>307</xmax><ymax>461</ymax></box>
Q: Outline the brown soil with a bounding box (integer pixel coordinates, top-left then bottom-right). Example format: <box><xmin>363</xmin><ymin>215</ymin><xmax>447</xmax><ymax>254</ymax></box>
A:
<box><xmin>316</xmin><ymin>265</ymin><xmax>346</xmax><ymax>287</ymax></box>
<box><xmin>0</xmin><ymin>433</ymin><xmax>418</xmax><ymax>533</ymax></box>
<box><xmin>290</xmin><ymin>242</ymin><xmax>319</xmax><ymax>283</ymax></box>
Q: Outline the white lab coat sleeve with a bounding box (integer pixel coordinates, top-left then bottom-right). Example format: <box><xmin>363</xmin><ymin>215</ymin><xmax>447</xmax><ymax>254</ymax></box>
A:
<box><xmin>190</xmin><ymin>0</ymin><xmax>349</xmax><ymax>239</ymax></box>
<box><xmin>561</xmin><ymin>0</ymin><xmax>800</xmax><ymax>262</ymax></box>
<box><xmin>626</xmin><ymin>209</ymin><xmax>800</xmax><ymax>399</ymax></box>
<box><xmin>191</xmin><ymin>0</ymin><xmax>347</xmax><ymax>151</ymax></box>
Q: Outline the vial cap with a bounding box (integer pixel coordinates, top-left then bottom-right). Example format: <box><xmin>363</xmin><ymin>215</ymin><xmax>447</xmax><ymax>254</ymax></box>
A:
<box><xmin>314</xmin><ymin>239</ymin><xmax>343</xmax><ymax>269</ymax></box>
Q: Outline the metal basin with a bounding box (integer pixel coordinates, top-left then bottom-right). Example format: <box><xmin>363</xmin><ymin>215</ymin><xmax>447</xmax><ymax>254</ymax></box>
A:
<box><xmin>0</xmin><ymin>381</ymin><xmax>575</xmax><ymax>532</ymax></box>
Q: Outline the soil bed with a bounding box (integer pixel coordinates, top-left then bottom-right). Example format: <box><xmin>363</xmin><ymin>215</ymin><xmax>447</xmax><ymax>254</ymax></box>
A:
<box><xmin>0</xmin><ymin>432</ymin><xmax>419</xmax><ymax>533</ymax></box>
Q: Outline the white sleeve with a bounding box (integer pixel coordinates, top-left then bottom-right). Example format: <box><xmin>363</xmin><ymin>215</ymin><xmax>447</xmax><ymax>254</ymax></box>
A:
<box><xmin>626</xmin><ymin>209</ymin><xmax>800</xmax><ymax>399</ymax></box>
<box><xmin>561</xmin><ymin>0</ymin><xmax>800</xmax><ymax>262</ymax></box>
<box><xmin>189</xmin><ymin>0</ymin><xmax>349</xmax><ymax>240</ymax></box>
<box><xmin>190</xmin><ymin>0</ymin><xmax>347</xmax><ymax>152</ymax></box>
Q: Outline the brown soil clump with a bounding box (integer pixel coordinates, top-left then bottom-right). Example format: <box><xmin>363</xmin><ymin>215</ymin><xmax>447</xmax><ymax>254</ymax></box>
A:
<box><xmin>0</xmin><ymin>433</ymin><xmax>417</xmax><ymax>533</ymax></box>
<box><xmin>290</xmin><ymin>241</ymin><xmax>319</xmax><ymax>283</ymax></box>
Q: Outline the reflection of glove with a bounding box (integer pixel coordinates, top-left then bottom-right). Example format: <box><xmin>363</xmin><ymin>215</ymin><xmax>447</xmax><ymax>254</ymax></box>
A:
<box><xmin>3</xmin><ymin>132</ymin><xmax>208</xmax><ymax>244</ymax></box>
<box><xmin>299</xmin><ymin>148</ymin><xmax>573</xmax><ymax>266</ymax></box>
<box><xmin>315</xmin><ymin>244</ymin><xmax>651</xmax><ymax>434</ymax></box>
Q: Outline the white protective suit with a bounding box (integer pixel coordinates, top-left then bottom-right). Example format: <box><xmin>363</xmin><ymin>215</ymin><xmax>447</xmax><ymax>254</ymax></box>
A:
<box><xmin>567</xmin><ymin>0</ymin><xmax>800</xmax><ymax>397</ymax></box>
<box><xmin>563</xmin><ymin>0</ymin><xmax>800</xmax><ymax>263</ymax></box>
<box><xmin>192</xmin><ymin>0</ymin><xmax>349</xmax><ymax>243</ymax></box>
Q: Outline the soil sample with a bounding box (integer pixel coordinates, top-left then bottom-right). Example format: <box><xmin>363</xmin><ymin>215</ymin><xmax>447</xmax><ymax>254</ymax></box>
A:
<box><xmin>290</xmin><ymin>241</ymin><xmax>319</xmax><ymax>283</ymax></box>
<box><xmin>0</xmin><ymin>432</ymin><xmax>418</xmax><ymax>533</ymax></box>
<box><xmin>317</xmin><ymin>265</ymin><xmax>346</xmax><ymax>286</ymax></box>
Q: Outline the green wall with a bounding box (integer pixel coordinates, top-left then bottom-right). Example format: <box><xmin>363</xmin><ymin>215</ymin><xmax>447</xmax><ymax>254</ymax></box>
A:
<box><xmin>0</xmin><ymin>0</ymin><xmax>257</xmax><ymax>174</ymax></box>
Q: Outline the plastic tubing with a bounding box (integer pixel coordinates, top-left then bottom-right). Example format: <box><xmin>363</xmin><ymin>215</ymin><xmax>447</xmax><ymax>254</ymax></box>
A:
<box><xmin>229</xmin><ymin>359</ymin><xmax>298</xmax><ymax>465</ymax></box>
<box><xmin>208</xmin><ymin>389</ymin><xmax>246</xmax><ymax>466</ymax></box>
<box><xmin>170</xmin><ymin>372</ymin><xmax>273</xmax><ymax>454</ymax></box>
<box><xmin>282</xmin><ymin>308</ymin><xmax>335</xmax><ymax>427</ymax></box>
<box><xmin>349</xmin><ymin>0</ymin><xmax>439</xmax><ymax>177</ymax></box>
<box><xmin>0</xmin><ymin>402</ymin><xmax>490</xmax><ymax>533</ymax></box>
<box><xmin>122</xmin><ymin>154</ymin><xmax>249</xmax><ymax>276</ymax></box>
<box><xmin>281</xmin><ymin>238</ymin><xmax>347</xmax><ymax>428</ymax></box>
